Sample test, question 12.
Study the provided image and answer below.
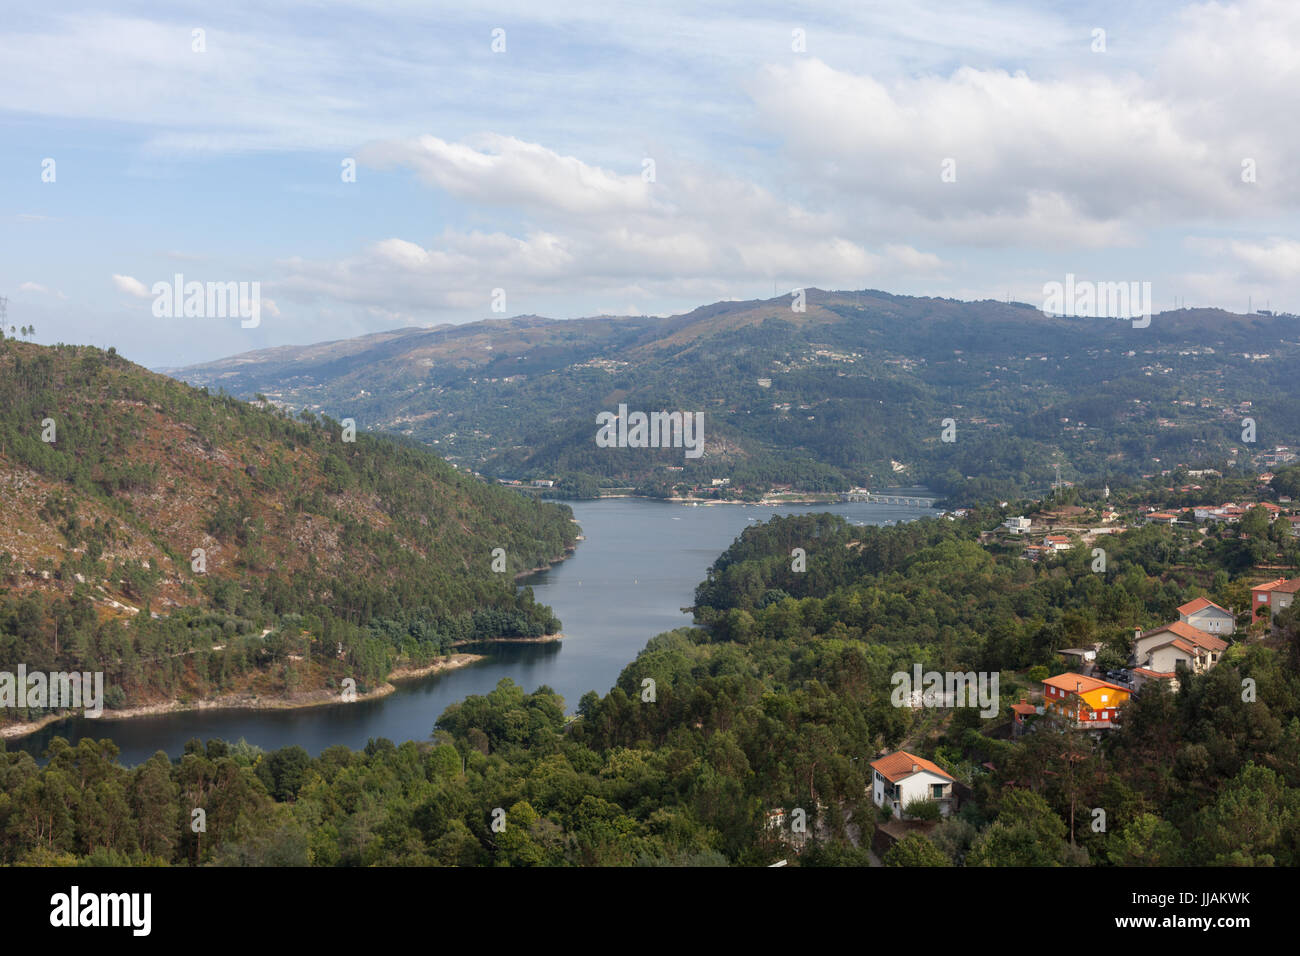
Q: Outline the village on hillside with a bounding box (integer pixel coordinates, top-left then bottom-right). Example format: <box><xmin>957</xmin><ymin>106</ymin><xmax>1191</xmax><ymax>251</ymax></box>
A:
<box><xmin>763</xmin><ymin>466</ymin><xmax>1300</xmax><ymax>864</ymax></box>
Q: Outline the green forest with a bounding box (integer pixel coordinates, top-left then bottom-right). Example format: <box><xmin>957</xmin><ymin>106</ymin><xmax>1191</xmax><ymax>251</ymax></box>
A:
<box><xmin>4</xmin><ymin>508</ymin><xmax>1298</xmax><ymax>866</ymax></box>
<box><xmin>0</xmin><ymin>341</ymin><xmax>574</xmax><ymax>722</ymax></box>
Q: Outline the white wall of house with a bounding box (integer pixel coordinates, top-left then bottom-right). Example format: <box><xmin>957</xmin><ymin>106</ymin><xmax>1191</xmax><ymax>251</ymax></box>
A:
<box><xmin>873</xmin><ymin>769</ymin><xmax>953</xmax><ymax>818</ymax></box>
<box><xmin>1133</xmin><ymin>633</ymin><xmax>1174</xmax><ymax>662</ymax></box>
<box><xmin>1183</xmin><ymin>607</ymin><xmax>1234</xmax><ymax>635</ymax></box>
<box><xmin>1273</xmin><ymin>592</ymin><xmax>1295</xmax><ymax>618</ymax></box>
<box><xmin>1149</xmin><ymin>644</ymin><xmax>1196</xmax><ymax>675</ymax></box>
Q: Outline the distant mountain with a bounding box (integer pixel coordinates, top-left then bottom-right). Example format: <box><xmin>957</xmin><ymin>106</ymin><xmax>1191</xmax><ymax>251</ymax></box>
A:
<box><xmin>0</xmin><ymin>339</ymin><xmax>576</xmax><ymax>722</ymax></box>
<box><xmin>169</xmin><ymin>289</ymin><xmax>1300</xmax><ymax>503</ymax></box>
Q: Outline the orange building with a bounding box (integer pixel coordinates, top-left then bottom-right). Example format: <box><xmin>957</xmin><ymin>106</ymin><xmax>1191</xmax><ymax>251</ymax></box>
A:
<box><xmin>1041</xmin><ymin>673</ymin><xmax>1131</xmax><ymax>728</ymax></box>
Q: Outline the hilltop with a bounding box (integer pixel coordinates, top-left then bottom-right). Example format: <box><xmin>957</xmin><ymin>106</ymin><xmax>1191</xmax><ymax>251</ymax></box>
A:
<box><xmin>170</xmin><ymin>289</ymin><xmax>1300</xmax><ymax>504</ymax></box>
<box><xmin>0</xmin><ymin>339</ymin><xmax>577</xmax><ymax>728</ymax></box>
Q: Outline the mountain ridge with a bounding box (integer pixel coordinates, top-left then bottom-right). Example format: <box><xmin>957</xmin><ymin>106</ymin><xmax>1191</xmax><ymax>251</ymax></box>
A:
<box><xmin>169</xmin><ymin>288</ymin><xmax>1300</xmax><ymax>502</ymax></box>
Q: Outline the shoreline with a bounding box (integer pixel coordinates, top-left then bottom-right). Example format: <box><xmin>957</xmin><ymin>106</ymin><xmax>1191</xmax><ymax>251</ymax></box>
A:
<box><xmin>1</xmin><ymin>535</ymin><xmax>586</xmax><ymax>744</ymax></box>
<box><xmin>514</xmin><ymin>546</ymin><xmax>577</xmax><ymax>580</ymax></box>
<box><xmin>585</xmin><ymin>493</ymin><xmax>938</xmax><ymax>507</ymax></box>
<box><xmin>452</xmin><ymin>632</ymin><xmax>563</xmax><ymax>647</ymax></box>
<box><xmin>0</xmin><ymin>652</ymin><xmax>485</xmax><ymax>741</ymax></box>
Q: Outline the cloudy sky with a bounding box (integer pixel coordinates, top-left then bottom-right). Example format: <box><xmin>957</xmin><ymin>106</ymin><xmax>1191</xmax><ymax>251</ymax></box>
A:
<box><xmin>2</xmin><ymin>0</ymin><xmax>1298</xmax><ymax>368</ymax></box>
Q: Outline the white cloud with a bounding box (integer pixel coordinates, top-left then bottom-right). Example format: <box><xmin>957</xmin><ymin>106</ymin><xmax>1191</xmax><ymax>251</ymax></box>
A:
<box><xmin>359</xmin><ymin>135</ymin><xmax>656</xmax><ymax>218</ymax></box>
<box><xmin>18</xmin><ymin>282</ymin><xmax>67</xmax><ymax>300</ymax></box>
<box><xmin>741</xmin><ymin>0</ymin><xmax>1300</xmax><ymax>246</ymax></box>
<box><xmin>1187</xmin><ymin>236</ymin><xmax>1300</xmax><ymax>283</ymax></box>
<box><xmin>112</xmin><ymin>274</ymin><xmax>153</xmax><ymax>298</ymax></box>
<box><xmin>5</xmin><ymin>1</ymin><xmax>1300</xmax><ymax>365</ymax></box>
<box><xmin>747</xmin><ymin>57</ymin><xmax>1263</xmax><ymax>245</ymax></box>
<box><xmin>266</xmin><ymin>135</ymin><xmax>946</xmax><ymax>320</ymax></box>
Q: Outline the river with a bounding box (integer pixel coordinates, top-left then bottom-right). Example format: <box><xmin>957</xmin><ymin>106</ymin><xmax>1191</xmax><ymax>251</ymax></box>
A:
<box><xmin>11</xmin><ymin>495</ymin><xmax>938</xmax><ymax>765</ymax></box>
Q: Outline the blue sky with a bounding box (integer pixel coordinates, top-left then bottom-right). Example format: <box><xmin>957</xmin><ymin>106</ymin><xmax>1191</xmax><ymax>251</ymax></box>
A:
<box><xmin>2</xmin><ymin>0</ymin><xmax>1297</xmax><ymax>368</ymax></box>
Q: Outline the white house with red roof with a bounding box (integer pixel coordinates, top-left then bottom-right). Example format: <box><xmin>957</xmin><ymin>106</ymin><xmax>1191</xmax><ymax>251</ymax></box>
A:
<box><xmin>1177</xmin><ymin>597</ymin><xmax>1235</xmax><ymax>636</ymax></box>
<box><xmin>1145</xmin><ymin>512</ymin><xmax>1179</xmax><ymax>525</ymax></box>
<box><xmin>1132</xmin><ymin>622</ymin><xmax>1227</xmax><ymax>676</ymax></box>
<box><xmin>870</xmin><ymin>751</ymin><xmax>955</xmax><ymax>818</ymax></box>
<box><xmin>1044</xmin><ymin>534</ymin><xmax>1072</xmax><ymax>552</ymax></box>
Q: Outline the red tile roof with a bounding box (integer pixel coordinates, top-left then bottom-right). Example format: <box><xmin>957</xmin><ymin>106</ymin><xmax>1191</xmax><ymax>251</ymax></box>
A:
<box><xmin>1132</xmin><ymin>667</ymin><xmax>1176</xmax><ymax>679</ymax></box>
<box><xmin>1041</xmin><ymin>673</ymin><xmax>1129</xmax><ymax>696</ymax></box>
<box><xmin>870</xmin><ymin>750</ymin><xmax>954</xmax><ymax>784</ymax></box>
<box><xmin>1138</xmin><ymin>621</ymin><xmax>1228</xmax><ymax>653</ymax></box>
<box><xmin>1177</xmin><ymin>597</ymin><xmax>1229</xmax><ymax>616</ymax></box>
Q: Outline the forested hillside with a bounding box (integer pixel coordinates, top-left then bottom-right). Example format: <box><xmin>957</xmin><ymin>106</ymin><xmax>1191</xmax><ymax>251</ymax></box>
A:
<box><xmin>171</xmin><ymin>290</ymin><xmax>1300</xmax><ymax>502</ymax></box>
<box><xmin>0</xmin><ymin>340</ymin><xmax>575</xmax><ymax>725</ymax></box>
<box><xmin>6</xmin><ymin>508</ymin><xmax>1297</xmax><ymax>866</ymax></box>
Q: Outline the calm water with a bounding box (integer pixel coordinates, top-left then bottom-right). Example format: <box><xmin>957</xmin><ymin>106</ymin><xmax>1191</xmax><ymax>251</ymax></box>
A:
<box><xmin>11</xmin><ymin>496</ymin><xmax>937</xmax><ymax>765</ymax></box>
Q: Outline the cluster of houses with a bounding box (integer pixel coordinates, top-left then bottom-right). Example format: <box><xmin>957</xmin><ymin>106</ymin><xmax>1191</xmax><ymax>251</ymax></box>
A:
<box><xmin>1007</xmin><ymin>596</ymin><xmax>1242</xmax><ymax>748</ymax></box>
<box><xmin>1065</xmin><ymin>598</ymin><xmax>1234</xmax><ymax>703</ymax></box>
<box><xmin>1023</xmin><ymin>600</ymin><xmax>1235</xmax><ymax>742</ymax></box>
<box><xmin>998</xmin><ymin>505</ymin><xmax>1128</xmax><ymax>562</ymax></box>
<box><xmin>807</xmin><ymin>572</ymin><xmax>1300</xmax><ymax>832</ymax></box>
<box><xmin>1019</xmin><ymin>534</ymin><xmax>1074</xmax><ymax>560</ymax></box>
<box><xmin>861</xmin><ymin>605</ymin><xmax>1234</xmax><ymax>820</ymax></box>
<box><xmin>856</xmin><ymin>584</ymin><xmax>1295</xmax><ymax>825</ymax></box>
<box><xmin>1140</xmin><ymin>500</ymin><xmax>1300</xmax><ymax>534</ymax></box>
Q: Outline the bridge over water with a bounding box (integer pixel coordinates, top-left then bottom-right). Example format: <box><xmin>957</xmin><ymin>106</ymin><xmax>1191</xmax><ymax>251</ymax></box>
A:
<box><xmin>842</xmin><ymin>492</ymin><xmax>937</xmax><ymax>507</ymax></box>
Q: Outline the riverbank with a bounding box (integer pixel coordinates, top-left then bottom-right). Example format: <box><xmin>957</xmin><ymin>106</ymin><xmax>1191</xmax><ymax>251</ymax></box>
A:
<box><xmin>514</xmin><ymin>542</ymin><xmax>580</xmax><ymax>580</ymax></box>
<box><xmin>451</xmin><ymin>632</ymin><xmax>563</xmax><ymax>647</ymax></box>
<box><xmin>0</xmin><ymin>652</ymin><xmax>485</xmax><ymax>741</ymax></box>
<box><xmin>0</xmin><ymin>537</ymin><xmax>583</xmax><ymax>744</ymax></box>
<box><xmin>667</xmin><ymin>495</ymin><xmax>843</xmax><ymax>505</ymax></box>
<box><xmin>592</xmin><ymin>493</ymin><xmax>853</xmax><ymax>506</ymax></box>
